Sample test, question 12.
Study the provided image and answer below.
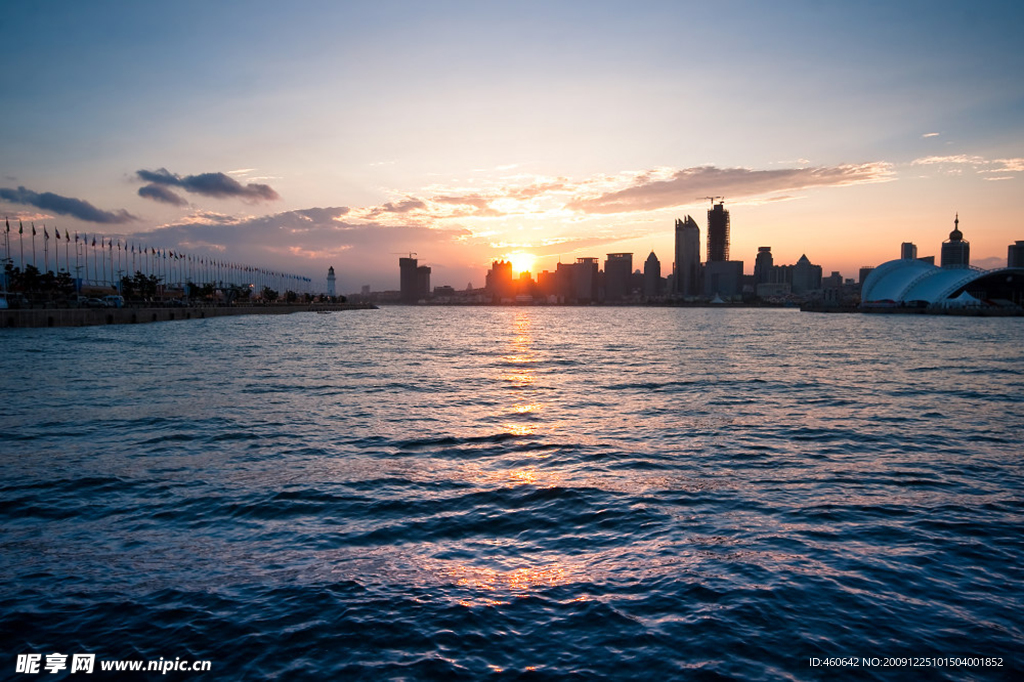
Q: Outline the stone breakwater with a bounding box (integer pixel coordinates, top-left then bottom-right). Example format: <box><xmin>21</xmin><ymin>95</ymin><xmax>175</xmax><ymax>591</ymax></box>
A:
<box><xmin>0</xmin><ymin>303</ymin><xmax>376</xmax><ymax>329</ymax></box>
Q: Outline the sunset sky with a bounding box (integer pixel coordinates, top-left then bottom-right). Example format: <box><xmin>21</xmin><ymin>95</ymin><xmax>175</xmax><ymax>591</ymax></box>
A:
<box><xmin>2</xmin><ymin>0</ymin><xmax>1023</xmax><ymax>292</ymax></box>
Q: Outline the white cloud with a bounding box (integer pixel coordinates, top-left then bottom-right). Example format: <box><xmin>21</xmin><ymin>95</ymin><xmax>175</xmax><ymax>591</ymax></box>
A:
<box><xmin>911</xmin><ymin>155</ymin><xmax>986</xmax><ymax>165</ymax></box>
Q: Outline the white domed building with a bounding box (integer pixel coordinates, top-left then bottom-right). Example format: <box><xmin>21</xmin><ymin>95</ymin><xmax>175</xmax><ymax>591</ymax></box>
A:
<box><xmin>861</xmin><ymin>217</ymin><xmax>1024</xmax><ymax>311</ymax></box>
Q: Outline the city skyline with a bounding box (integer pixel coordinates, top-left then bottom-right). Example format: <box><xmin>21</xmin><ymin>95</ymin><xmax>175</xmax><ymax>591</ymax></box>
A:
<box><xmin>2</xmin><ymin>1</ymin><xmax>1023</xmax><ymax>292</ymax></box>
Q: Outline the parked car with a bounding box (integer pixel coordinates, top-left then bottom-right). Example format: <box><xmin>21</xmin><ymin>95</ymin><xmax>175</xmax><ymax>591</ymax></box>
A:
<box><xmin>2</xmin><ymin>293</ymin><xmax>30</xmax><ymax>309</ymax></box>
<box><xmin>84</xmin><ymin>298</ymin><xmax>107</xmax><ymax>308</ymax></box>
<box><xmin>102</xmin><ymin>295</ymin><xmax>124</xmax><ymax>308</ymax></box>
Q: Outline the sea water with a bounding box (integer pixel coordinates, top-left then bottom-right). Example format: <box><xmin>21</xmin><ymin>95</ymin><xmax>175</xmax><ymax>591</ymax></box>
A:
<box><xmin>1</xmin><ymin>307</ymin><xmax>1022</xmax><ymax>680</ymax></box>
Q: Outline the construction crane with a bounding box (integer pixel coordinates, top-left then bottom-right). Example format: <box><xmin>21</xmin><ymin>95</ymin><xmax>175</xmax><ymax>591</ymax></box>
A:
<box><xmin>390</xmin><ymin>252</ymin><xmax>418</xmax><ymax>259</ymax></box>
<box><xmin>698</xmin><ymin>196</ymin><xmax>724</xmax><ymax>207</ymax></box>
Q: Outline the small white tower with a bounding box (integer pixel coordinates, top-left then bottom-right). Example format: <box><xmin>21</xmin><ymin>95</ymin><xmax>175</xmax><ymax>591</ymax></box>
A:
<box><xmin>326</xmin><ymin>266</ymin><xmax>336</xmax><ymax>298</ymax></box>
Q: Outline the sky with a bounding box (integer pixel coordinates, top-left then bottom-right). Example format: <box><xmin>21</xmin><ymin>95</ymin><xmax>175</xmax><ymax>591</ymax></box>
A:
<box><xmin>2</xmin><ymin>0</ymin><xmax>1023</xmax><ymax>293</ymax></box>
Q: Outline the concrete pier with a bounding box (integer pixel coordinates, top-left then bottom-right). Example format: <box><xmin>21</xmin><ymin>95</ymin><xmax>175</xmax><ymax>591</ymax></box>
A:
<box><xmin>0</xmin><ymin>303</ymin><xmax>376</xmax><ymax>329</ymax></box>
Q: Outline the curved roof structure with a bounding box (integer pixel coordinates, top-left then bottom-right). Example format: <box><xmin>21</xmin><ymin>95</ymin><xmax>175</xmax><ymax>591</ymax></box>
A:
<box><xmin>862</xmin><ymin>259</ymin><xmax>1024</xmax><ymax>307</ymax></box>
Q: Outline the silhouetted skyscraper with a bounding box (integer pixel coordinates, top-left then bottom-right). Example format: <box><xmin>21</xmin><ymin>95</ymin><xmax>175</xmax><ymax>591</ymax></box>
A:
<box><xmin>486</xmin><ymin>260</ymin><xmax>515</xmax><ymax>301</ymax></box>
<box><xmin>792</xmin><ymin>254</ymin><xmax>822</xmax><ymax>293</ymax></box>
<box><xmin>604</xmin><ymin>253</ymin><xmax>633</xmax><ymax>301</ymax></box>
<box><xmin>901</xmin><ymin>242</ymin><xmax>917</xmax><ymax>260</ymax></box>
<box><xmin>643</xmin><ymin>251</ymin><xmax>661</xmax><ymax>299</ymax></box>
<box><xmin>574</xmin><ymin>258</ymin><xmax>599</xmax><ymax>303</ymax></box>
<box><xmin>417</xmin><ymin>265</ymin><xmax>431</xmax><ymax>299</ymax></box>
<box><xmin>399</xmin><ymin>257</ymin><xmax>430</xmax><ymax>303</ymax></box>
<box><xmin>1009</xmin><ymin>241</ymin><xmax>1024</xmax><ymax>268</ymax></box>
<box><xmin>399</xmin><ymin>257</ymin><xmax>418</xmax><ymax>303</ymax></box>
<box><xmin>674</xmin><ymin>216</ymin><xmax>700</xmax><ymax>296</ymax></box>
<box><xmin>940</xmin><ymin>214</ymin><xmax>970</xmax><ymax>269</ymax></box>
<box><xmin>707</xmin><ymin>202</ymin><xmax>730</xmax><ymax>262</ymax></box>
<box><xmin>754</xmin><ymin>247</ymin><xmax>773</xmax><ymax>285</ymax></box>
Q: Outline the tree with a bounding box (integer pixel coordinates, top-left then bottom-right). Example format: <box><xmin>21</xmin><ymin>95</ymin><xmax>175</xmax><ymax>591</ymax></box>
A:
<box><xmin>121</xmin><ymin>271</ymin><xmax>161</xmax><ymax>300</ymax></box>
<box><xmin>262</xmin><ymin>286</ymin><xmax>278</xmax><ymax>302</ymax></box>
<box><xmin>55</xmin><ymin>270</ymin><xmax>75</xmax><ymax>296</ymax></box>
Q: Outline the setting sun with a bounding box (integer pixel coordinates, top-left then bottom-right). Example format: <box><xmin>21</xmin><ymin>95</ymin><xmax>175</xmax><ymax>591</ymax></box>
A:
<box><xmin>506</xmin><ymin>252</ymin><xmax>536</xmax><ymax>275</ymax></box>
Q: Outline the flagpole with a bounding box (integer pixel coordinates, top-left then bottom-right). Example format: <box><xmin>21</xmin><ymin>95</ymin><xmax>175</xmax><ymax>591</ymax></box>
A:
<box><xmin>19</xmin><ymin>221</ymin><xmax>24</xmax><ymax>271</ymax></box>
<box><xmin>73</xmin><ymin>232</ymin><xmax>80</xmax><ymax>295</ymax></box>
<box><xmin>43</xmin><ymin>226</ymin><xmax>50</xmax><ymax>274</ymax></box>
<box><xmin>31</xmin><ymin>223</ymin><xmax>37</xmax><ymax>269</ymax></box>
<box><xmin>2</xmin><ymin>218</ymin><xmax>8</xmax><ymax>292</ymax></box>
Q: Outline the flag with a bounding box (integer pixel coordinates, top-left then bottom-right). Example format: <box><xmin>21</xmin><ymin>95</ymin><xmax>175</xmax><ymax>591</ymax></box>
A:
<box><xmin>5</xmin><ymin>218</ymin><xmax>8</xmax><ymax>233</ymax></box>
<box><xmin>92</xmin><ymin>236</ymin><xmax>96</xmax><ymax>247</ymax></box>
<box><xmin>19</xmin><ymin>221</ymin><xmax>23</xmax><ymax>235</ymax></box>
<box><xmin>54</xmin><ymin>227</ymin><xmax>60</xmax><ymax>239</ymax></box>
<box><xmin>44</xmin><ymin>226</ymin><xmax>49</xmax><ymax>240</ymax></box>
<box><xmin>75</xmin><ymin>232</ymin><xmax>79</xmax><ymax>243</ymax></box>
<box><xmin>32</xmin><ymin>223</ymin><xmax>36</xmax><ymax>236</ymax></box>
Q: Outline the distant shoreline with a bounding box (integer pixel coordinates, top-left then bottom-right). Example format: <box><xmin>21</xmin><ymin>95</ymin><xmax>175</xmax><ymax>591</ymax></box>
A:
<box><xmin>0</xmin><ymin>303</ymin><xmax>377</xmax><ymax>329</ymax></box>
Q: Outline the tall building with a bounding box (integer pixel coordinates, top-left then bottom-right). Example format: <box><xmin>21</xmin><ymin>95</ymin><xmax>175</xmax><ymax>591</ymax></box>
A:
<box><xmin>1008</xmin><ymin>241</ymin><xmax>1024</xmax><ymax>268</ymax></box>
<box><xmin>417</xmin><ymin>265</ymin><xmax>431</xmax><ymax>300</ymax></box>
<box><xmin>554</xmin><ymin>261</ymin><xmax>576</xmax><ymax>302</ymax></box>
<box><xmin>399</xmin><ymin>256</ymin><xmax>430</xmax><ymax>303</ymax></box>
<box><xmin>604</xmin><ymin>253</ymin><xmax>633</xmax><ymax>301</ymax></box>
<box><xmin>703</xmin><ymin>201</ymin><xmax>742</xmax><ymax>298</ymax></box>
<box><xmin>574</xmin><ymin>258</ymin><xmax>599</xmax><ymax>303</ymax></box>
<box><xmin>859</xmin><ymin>266</ymin><xmax>875</xmax><ymax>286</ymax></box>
<box><xmin>940</xmin><ymin>214</ymin><xmax>970</xmax><ymax>269</ymax></box>
<box><xmin>399</xmin><ymin>257</ymin><xmax>418</xmax><ymax>303</ymax></box>
<box><xmin>326</xmin><ymin>266</ymin><xmax>336</xmax><ymax>297</ymax></box>
<box><xmin>704</xmin><ymin>262</ymin><xmax>743</xmax><ymax>298</ymax></box>
<box><xmin>792</xmin><ymin>255</ymin><xmax>823</xmax><ymax>294</ymax></box>
<box><xmin>901</xmin><ymin>242</ymin><xmax>918</xmax><ymax>260</ymax></box>
<box><xmin>486</xmin><ymin>260</ymin><xmax>515</xmax><ymax>301</ymax></box>
<box><xmin>754</xmin><ymin>247</ymin><xmax>773</xmax><ymax>285</ymax></box>
<box><xmin>643</xmin><ymin>251</ymin><xmax>661</xmax><ymax>299</ymax></box>
<box><xmin>707</xmin><ymin>201</ymin><xmax>730</xmax><ymax>263</ymax></box>
<box><xmin>674</xmin><ymin>216</ymin><xmax>700</xmax><ymax>296</ymax></box>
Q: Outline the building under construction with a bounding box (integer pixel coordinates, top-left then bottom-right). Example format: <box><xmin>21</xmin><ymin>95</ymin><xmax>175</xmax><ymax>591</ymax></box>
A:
<box><xmin>707</xmin><ymin>201</ymin><xmax>730</xmax><ymax>262</ymax></box>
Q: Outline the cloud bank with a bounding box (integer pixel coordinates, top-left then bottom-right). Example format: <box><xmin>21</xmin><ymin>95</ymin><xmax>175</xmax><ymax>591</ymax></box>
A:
<box><xmin>348</xmin><ymin>163</ymin><xmax>894</xmax><ymax>225</ymax></box>
<box><xmin>565</xmin><ymin>163</ymin><xmax>894</xmax><ymax>214</ymax></box>
<box><xmin>912</xmin><ymin>155</ymin><xmax>1024</xmax><ymax>173</ymax></box>
<box><xmin>136</xmin><ymin>168</ymin><xmax>281</xmax><ymax>205</ymax></box>
<box><xmin>0</xmin><ymin>185</ymin><xmax>136</xmax><ymax>223</ymax></box>
<box><xmin>138</xmin><ymin>183</ymin><xmax>189</xmax><ymax>206</ymax></box>
<box><xmin>135</xmin><ymin>206</ymin><xmax>473</xmax><ymax>290</ymax></box>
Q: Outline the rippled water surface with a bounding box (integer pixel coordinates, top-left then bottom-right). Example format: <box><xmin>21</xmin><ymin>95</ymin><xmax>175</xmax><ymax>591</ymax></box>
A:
<box><xmin>2</xmin><ymin>307</ymin><xmax>1022</xmax><ymax>680</ymax></box>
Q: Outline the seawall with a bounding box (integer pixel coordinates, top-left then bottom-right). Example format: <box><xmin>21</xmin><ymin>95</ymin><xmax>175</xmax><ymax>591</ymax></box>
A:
<box><xmin>1</xmin><ymin>303</ymin><xmax>376</xmax><ymax>329</ymax></box>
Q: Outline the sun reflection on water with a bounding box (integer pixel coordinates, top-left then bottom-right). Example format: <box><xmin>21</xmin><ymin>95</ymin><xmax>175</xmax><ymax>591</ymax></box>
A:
<box><xmin>501</xmin><ymin>423</ymin><xmax>535</xmax><ymax>437</ymax></box>
<box><xmin>445</xmin><ymin>563</ymin><xmax>575</xmax><ymax>595</ymax></box>
<box><xmin>437</xmin><ymin>310</ymin><xmax>589</xmax><ymax>608</ymax></box>
<box><xmin>499</xmin><ymin>310</ymin><xmax>543</xmax><ymax>428</ymax></box>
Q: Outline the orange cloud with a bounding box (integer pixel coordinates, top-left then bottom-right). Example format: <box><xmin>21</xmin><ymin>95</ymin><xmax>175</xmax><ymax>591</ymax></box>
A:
<box><xmin>565</xmin><ymin>163</ymin><xmax>894</xmax><ymax>214</ymax></box>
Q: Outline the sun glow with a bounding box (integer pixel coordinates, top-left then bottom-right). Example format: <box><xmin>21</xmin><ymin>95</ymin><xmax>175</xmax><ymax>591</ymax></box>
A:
<box><xmin>505</xmin><ymin>252</ymin><xmax>536</xmax><ymax>275</ymax></box>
